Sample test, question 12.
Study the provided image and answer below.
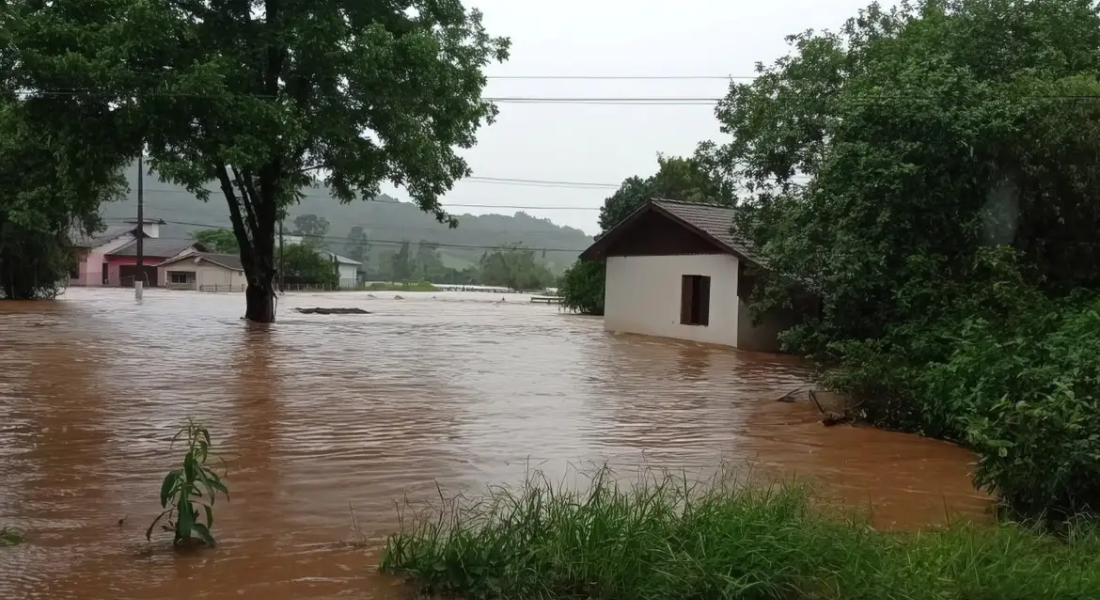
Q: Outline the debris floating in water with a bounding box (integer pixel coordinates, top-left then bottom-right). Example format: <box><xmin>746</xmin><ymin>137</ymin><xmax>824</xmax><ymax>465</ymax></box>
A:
<box><xmin>295</xmin><ymin>307</ymin><xmax>370</xmax><ymax>315</ymax></box>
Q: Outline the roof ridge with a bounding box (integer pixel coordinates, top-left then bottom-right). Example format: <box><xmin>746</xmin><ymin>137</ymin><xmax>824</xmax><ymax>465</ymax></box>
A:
<box><xmin>651</xmin><ymin>198</ymin><xmax>734</xmax><ymax>209</ymax></box>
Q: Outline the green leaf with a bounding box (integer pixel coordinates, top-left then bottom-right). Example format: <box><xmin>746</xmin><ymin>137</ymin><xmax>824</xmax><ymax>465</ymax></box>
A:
<box><xmin>160</xmin><ymin>470</ymin><xmax>182</xmax><ymax>508</ymax></box>
<box><xmin>204</xmin><ymin>505</ymin><xmax>214</xmax><ymax>529</ymax></box>
<box><xmin>192</xmin><ymin>523</ymin><xmax>216</xmax><ymax>547</ymax></box>
<box><xmin>176</xmin><ymin>500</ymin><xmax>195</xmax><ymax>542</ymax></box>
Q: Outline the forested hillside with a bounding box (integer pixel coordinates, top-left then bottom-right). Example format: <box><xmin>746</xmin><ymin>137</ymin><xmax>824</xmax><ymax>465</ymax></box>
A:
<box><xmin>102</xmin><ymin>164</ymin><xmax>593</xmax><ymax>273</ymax></box>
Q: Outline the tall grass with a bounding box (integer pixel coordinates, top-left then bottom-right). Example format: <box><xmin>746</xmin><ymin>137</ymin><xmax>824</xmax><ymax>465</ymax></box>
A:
<box><xmin>380</xmin><ymin>467</ymin><xmax>1100</xmax><ymax>600</ymax></box>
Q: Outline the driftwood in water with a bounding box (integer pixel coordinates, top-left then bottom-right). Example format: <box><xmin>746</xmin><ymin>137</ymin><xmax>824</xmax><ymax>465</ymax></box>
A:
<box><xmin>295</xmin><ymin>307</ymin><xmax>370</xmax><ymax>315</ymax></box>
<box><xmin>810</xmin><ymin>389</ymin><xmax>851</xmax><ymax>427</ymax></box>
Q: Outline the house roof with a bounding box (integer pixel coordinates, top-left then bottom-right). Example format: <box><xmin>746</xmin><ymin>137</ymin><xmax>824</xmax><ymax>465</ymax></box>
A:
<box><xmin>108</xmin><ymin>238</ymin><xmax>197</xmax><ymax>258</ymax></box>
<box><xmin>325</xmin><ymin>252</ymin><xmax>362</xmax><ymax>266</ymax></box>
<box><xmin>579</xmin><ymin>199</ymin><xmax>765</xmax><ymax>266</ymax></box>
<box><xmin>70</xmin><ymin>225</ymin><xmax>136</xmax><ymax>248</ymax></box>
<box><xmin>156</xmin><ymin>251</ymin><xmax>244</xmax><ymax>272</ymax></box>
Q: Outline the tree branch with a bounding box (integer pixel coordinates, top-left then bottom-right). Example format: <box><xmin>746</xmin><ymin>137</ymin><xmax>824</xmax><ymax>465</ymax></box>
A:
<box><xmin>230</xmin><ymin>165</ymin><xmax>262</xmax><ymax>237</ymax></box>
<box><xmin>214</xmin><ymin>162</ymin><xmax>255</xmax><ymax>272</ymax></box>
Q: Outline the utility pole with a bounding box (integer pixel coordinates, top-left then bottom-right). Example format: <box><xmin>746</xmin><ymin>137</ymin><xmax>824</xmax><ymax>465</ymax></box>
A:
<box><xmin>278</xmin><ymin>219</ymin><xmax>285</xmax><ymax>292</ymax></box>
<box><xmin>135</xmin><ymin>153</ymin><xmax>144</xmax><ymax>300</ymax></box>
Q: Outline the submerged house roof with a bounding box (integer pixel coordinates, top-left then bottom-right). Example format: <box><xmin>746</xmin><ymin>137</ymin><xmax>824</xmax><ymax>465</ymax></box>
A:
<box><xmin>155</xmin><ymin>251</ymin><xmax>244</xmax><ymax>271</ymax></box>
<box><xmin>579</xmin><ymin>199</ymin><xmax>765</xmax><ymax>267</ymax></box>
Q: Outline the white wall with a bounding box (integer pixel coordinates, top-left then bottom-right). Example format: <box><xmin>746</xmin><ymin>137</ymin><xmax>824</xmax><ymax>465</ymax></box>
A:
<box><xmin>604</xmin><ymin>254</ymin><xmax>740</xmax><ymax>347</ymax></box>
<box><xmin>195</xmin><ymin>263</ymin><xmax>245</xmax><ymax>288</ymax></box>
<box><xmin>337</xmin><ymin>263</ymin><xmax>358</xmax><ymax>288</ymax></box>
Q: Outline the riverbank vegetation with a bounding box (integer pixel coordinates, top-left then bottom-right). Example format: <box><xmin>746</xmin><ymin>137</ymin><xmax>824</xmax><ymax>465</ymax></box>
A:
<box><xmin>382</xmin><ymin>468</ymin><xmax>1100</xmax><ymax>600</ymax></box>
<box><xmin>630</xmin><ymin>0</ymin><xmax>1100</xmax><ymax>522</ymax></box>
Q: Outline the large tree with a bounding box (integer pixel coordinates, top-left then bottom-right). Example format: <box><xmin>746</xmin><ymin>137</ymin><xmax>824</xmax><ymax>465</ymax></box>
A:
<box><xmin>707</xmin><ymin>0</ymin><xmax>1100</xmax><ymax>517</ymax></box>
<box><xmin>1</xmin><ymin>0</ymin><xmax>509</xmax><ymax>321</ymax></box>
<box><xmin>0</xmin><ymin>96</ymin><xmax>127</xmax><ymax>299</ymax></box>
<box><xmin>709</xmin><ymin>0</ymin><xmax>1100</xmax><ymax>356</ymax></box>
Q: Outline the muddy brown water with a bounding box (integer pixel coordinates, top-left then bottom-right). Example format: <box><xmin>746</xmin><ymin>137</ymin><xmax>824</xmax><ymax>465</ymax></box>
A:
<box><xmin>0</xmin><ymin>288</ymin><xmax>987</xmax><ymax>599</ymax></box>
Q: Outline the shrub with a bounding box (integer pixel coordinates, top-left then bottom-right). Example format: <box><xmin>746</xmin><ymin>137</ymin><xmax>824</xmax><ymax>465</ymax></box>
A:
<box><xmin>147</xmin><ymin>419</ymin><xmax>230</xmax><ymax>547</ymax></box>
<box><xmin>955</xmin><ymin>296</ymin><xmax>1100</xmax><ymax>520</ymax></box>
<box><xmin>558</xmin><ymin>260</ymin><xmax>604</xmax><ymax>315</ymax></box>
<box><xmin>381</xmin><ymin>467</ymin><xmax>1100</xmax><ymax>600</ymax></box>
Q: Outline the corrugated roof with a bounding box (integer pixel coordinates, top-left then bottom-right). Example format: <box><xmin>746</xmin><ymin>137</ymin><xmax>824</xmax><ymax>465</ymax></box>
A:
<box><xmin>650</xmin><ymin>199</ymin><xmax>764</xmax><ymax>266</ymax></box>
<box><xmin>108</xmin><ymin>239</ymin><xmax>197</xmax><ymax>258</ymax></box>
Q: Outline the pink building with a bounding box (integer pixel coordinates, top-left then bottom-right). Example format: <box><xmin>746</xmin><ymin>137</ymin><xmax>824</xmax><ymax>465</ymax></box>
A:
<box><xmin>69</xmin><ymin>219</ymin><xmax>171</xmax><ymax>287</ymax></box>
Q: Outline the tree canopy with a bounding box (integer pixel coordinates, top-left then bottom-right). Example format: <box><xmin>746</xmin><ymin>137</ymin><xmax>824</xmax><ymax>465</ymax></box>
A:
<box><xmin>1</xmin><ymin>0</ymin><xmax>509</xmax><ymax>320</ymax></box>
<box><xmin>0</xmin><ymin>96</ymin><xmax>126</xmax><ymax>299</ymax></box>
<box><xmin>707</xmin><ymin>0</ymin><xmax>1100</xmax><ymax>518</ymax></box>
<box><xmin>192</xmin><ymin>229</ymin><xmax>240</xmax><ymax>254</ymax></box>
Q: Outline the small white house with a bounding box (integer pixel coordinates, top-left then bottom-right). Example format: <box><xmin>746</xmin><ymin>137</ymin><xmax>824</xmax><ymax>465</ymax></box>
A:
<box><xmin>326</xmin><ymin>253</ymin><xmax>361</xmax><ymax>288</ymax></box>
<box><xmin>579</xmin><ymin>199</ymin><xmax>806</xmax><ymax>352</ymax></box>
<box><xmin>278</xmin><ymin>234</ymin><xmax>361</xmax><ymax>288</ymax></box>
<box><xmin>156</xmin><ymin>252</ymin><xmax>247</xmax><ymax>292</ymax></box>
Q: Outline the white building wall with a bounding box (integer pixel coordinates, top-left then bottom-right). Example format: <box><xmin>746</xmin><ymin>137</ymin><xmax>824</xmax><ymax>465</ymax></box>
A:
<box><xmin>604</xmin><ymin>254</ymin><xmax>740</xmax><ymax>347</ymax></box>
<box><xmin>337</xmin><ymin>263</ymin><xmax>358</xmax><ymax>288</ymax></box>
<box><xmin>195</xmin><ymin>264</ymin><xmax>245</xmax><ymax>289</ymax></box>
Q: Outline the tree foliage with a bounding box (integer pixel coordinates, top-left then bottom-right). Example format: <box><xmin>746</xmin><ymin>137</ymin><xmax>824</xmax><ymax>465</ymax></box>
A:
<box><xmin>192</xmin><ymin>229</ymin><xmax>240</xmax><ymax>254</ymax></box>
<box><xmin>0</xmin><ymin>96</ymin><xmax>126</xmax><ymax>299</ymax></box>
<box><xmin>560</xmin><ymin>154</ymin><xmax>728</xmax><ymax>314</ymax></box>
<box><xmin>2</xmin><ymin>0</ymin><xmax>509</xmax><ymax>321</ymax></box>
<box><xmin>281</xmin><ymin>243</ymin><xmax>337</xmax><ymax>287</ymax></box>
<box><xmin>478</xmin><ymin>246</ymin><xmax>555</xmax><ymax>292</ymax></box>
<box><xmin>345</xmin><ymin>226</ymin><xmax>370</xmax><ymax>264</ymax></box>
<box><xmin>293</xmin><ymin>214</ymin><xmax>330</xmax><ymax>240</ymax></box>
<box><xmin>711</xmin><ymin>0</ymin><xmax>1100</xmax><ymax>518</ymax></box>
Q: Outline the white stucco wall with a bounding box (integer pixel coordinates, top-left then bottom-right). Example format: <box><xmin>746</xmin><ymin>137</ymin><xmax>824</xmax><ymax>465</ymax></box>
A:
<box><xmin>337</xmin><ymin>263</ymin><xmax>358</xmax><ymax>288</ymax></box>
<box><xmin>604</xmin><ymin>254</ymin><xmax>741</xmax><ymax>347</ymax></box>
<box><xmin>158</xmin><ymin>261</ymin><xmax>245</xmax><ymax>290</ymax></box>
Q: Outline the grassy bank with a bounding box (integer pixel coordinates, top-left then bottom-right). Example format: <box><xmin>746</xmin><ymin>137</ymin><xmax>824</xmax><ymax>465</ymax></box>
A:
<box><xmin>381</xmin><ymin>469</ymin><xmax>1100</xmax><ymax>600</ymax></box>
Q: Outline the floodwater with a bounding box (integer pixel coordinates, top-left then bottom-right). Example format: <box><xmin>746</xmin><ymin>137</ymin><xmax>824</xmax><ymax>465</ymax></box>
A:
<box><xmin>0</xmin><ymin>288</ymin><xmax>987</xmax><ymax>599</ymax></box>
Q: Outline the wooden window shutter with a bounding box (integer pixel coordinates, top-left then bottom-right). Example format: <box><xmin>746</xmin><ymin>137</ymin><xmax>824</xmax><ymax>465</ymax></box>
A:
<box><xmin>680</xmin><ymin>275</ymin><xmax>693</xmax><ymax>324</ymax></box>
<box><xmin>698</xmin><ymin>276</ymin><xmax>711</xmax><ymax>326</ymax></box>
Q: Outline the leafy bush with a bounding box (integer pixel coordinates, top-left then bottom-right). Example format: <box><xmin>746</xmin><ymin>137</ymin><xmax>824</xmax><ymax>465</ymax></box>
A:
<box><xmin>382</xmin><ymin>467</ymin><xmax>1100</xmax><ymax>600</ymax></box>
<box><xmin>823</xmin><ymin>250</ymin><xmax>1100</xmax><ymax>519</ymax></box>
<box><xmin>954</xmin><ymin>297</ymin><xmax>1100</xmax><ymax>520</ymax></box>
<box><xmin>558</xmin><ymin>260</ymin><xmax>605</xmax><ymax>315</ymax></box>
<box><xmin>147</xmin><ymin>420</ymin><xmax>230</xmax><ymax>548</ymax></box>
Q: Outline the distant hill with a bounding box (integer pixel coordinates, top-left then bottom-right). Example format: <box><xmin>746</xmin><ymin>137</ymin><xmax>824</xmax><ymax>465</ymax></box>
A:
<box><xmin>101</xmin><ymin>163</ymin><xmax>594</xmax><ymax>272</ymax></box>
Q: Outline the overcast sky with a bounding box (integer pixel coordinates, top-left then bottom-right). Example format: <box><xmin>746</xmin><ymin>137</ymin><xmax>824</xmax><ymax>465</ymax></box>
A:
<box><xmin>378</xmin><ymin>0</ymin><xmax>876</xmax><ymax>235</ymax></box>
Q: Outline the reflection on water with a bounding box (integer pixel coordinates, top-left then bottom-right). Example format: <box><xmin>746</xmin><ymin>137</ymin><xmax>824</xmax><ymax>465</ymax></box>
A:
<box><xmin>0</xmin><ymin>288</ymin><xmax>987</xmax><ymax>599</ymax></box>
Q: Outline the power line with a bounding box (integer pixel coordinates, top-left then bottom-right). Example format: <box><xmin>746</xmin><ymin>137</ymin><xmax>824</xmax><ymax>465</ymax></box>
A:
<box><xmin>124</xmin><ymin>191</ymin><xmax>606</xmax><ymax>210</ymax></box>
<box><xmin>485</xmin><ymin>75</ymin><xmax>750</xmax><ymax>80</ymax></box>
<box><xmin>140</xmin><ymin>218</ymin><xmax>590</xmax><ymax>253</ymax></box>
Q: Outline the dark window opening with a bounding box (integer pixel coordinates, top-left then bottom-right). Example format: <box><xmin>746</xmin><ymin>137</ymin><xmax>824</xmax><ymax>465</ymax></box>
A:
<box><xmin>70</xmin><ymin>264</ymin><xmax>80</xmax><ymax>279</ymax></box>
<box><xmin>170</xmin><ymin>271</ymin><xmax>190</xmax><ymax>284</ymax></box>
<box><xmin>680</xmin><ymin>275</ymin><xmax>711</xmax><ymax>326</ymax></box>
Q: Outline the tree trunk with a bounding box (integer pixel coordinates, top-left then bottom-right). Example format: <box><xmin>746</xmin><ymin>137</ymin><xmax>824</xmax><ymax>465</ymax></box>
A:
<box><xmin>245</xmin><ymin>270</ymin><xmax>277</xmax><ymax>322</ymax></box>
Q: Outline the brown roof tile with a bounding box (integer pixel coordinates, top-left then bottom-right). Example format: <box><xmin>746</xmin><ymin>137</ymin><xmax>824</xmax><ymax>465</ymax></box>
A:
<box><xmin>651</xmin><ymin>199</ymin><xmax>765</xmax><ymax>266</ymax></box>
